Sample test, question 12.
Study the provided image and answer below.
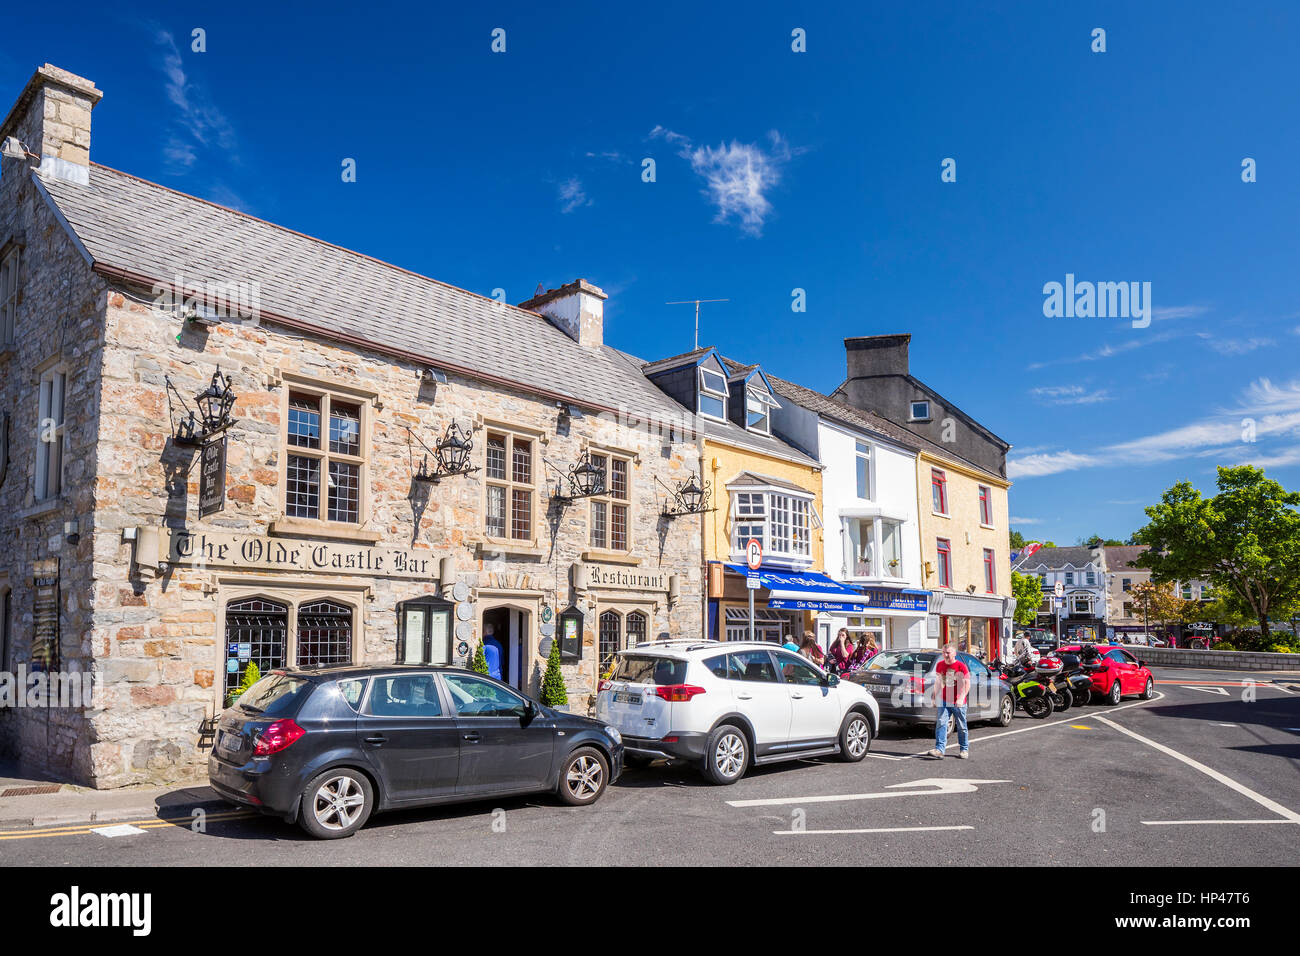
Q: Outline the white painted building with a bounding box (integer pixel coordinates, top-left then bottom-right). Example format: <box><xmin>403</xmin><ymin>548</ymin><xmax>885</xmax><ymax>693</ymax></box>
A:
<box><xmin>766</xmin><ymin>375</ymin><xmax>930</xmax><ymax>650</ymax></box>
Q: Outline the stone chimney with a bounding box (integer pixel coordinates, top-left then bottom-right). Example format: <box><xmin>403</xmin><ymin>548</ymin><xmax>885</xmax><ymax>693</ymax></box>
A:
<box><xmin>845</xmin><ymin>333</ymin><xmax>911</xmax><ymax>379</ymax></box>
<box><xmin>518</xmin><ymin>280</ymin><xmax>606</xmax><ymax>348</ymax></box>
<box><xmin>0</xmin><ymin>64</ymin><xmax>102</xmax><ymax>186</ymax></box>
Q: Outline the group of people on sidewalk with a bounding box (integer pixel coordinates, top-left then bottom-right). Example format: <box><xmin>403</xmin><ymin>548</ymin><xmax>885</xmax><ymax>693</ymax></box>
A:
<box><xmin>781</xmin><ymin>628</ymin><xmax>879</xmax><ymax>673</ymax></box>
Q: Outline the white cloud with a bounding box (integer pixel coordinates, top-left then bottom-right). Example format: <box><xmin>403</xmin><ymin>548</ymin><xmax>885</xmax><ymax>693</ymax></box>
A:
<box><xmin>1154</xmin><ymin>305</ymin><xmax>1210</xmax><ymax>321</ymax></box>
<box><xmin>1009</xmin><ymin>377</ymin><xmax>1300</xmax><ymax>478</ymax></box>
<box><xmin>1007</xmin><ymin>451</ymin><xmax>1102</xmax><ymax>478</ymax></box>
<box><xmin>558</xmin><ymin>177</ymin><xmax>592</xmax><ymax>213</ymax></box>
<box><xmin>1029</xmin><ymin>385</ymin><xmax>1112</xmax><ymax>405</ymax></box>
<box><xmin>1026</xmin><ymin>331</ymin><xmax>1181</xmax><ymax>371</ymax></box>
<box><xmin>1010</xmin><ymin>517</ymin><xmax>1043</xmax><ymax>524</ymax></box>
<box><xmin>153</xmin><ymin>29</ymin><xmax>237</xmax><ymax>168</ymax></box>
<box><xmin>1205</xmin><ymin>336</ymin><xmax>1274</xmax><ymax>355</ymax></box>
<box><xmin>650</xmin><ymin>127</ymin><xmax>795</xmax><ymax>236</ymax></box>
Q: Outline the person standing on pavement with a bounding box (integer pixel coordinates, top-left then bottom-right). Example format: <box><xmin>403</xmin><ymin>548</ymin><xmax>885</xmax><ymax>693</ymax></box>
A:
<box><xmin>929</xmin><ymin>643</ymin><xmax>970</xmax><ymax>760</ymax></box>
<box><xmin>798</xmin><ymin>633</ymin><xmax>826</xmax><ymax>667</ymax></box>
<box><xmin>828</xmin><ymin>628</ymin><xmax>856</xmax><ymax>674</ymax></box>
<box><xmin>782</xmin><ymin>631</ymin><xmax>801</xmax><ymax>654</ymax></box>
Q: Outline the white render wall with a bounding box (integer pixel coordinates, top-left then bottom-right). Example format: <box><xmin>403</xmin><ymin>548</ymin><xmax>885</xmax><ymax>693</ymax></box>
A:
<box><xmin>817</xmin><ymin>419</ymin><xmax>927</xmax><ymax>646</ymax></box>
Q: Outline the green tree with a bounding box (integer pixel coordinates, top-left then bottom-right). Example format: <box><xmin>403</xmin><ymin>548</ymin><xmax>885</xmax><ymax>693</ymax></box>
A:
<box><xmin>1010</xmin><ymin>530</ymin><xmax>1027</xmax><ymax>551</ymax></box>
<box><xmin>539</xmin><ymin>638</ymin><xmax>568</xmax><ymax>707</ymax></box>
<box><xmin>1134</xmin><ymin>466</ymin><xmax>1300</xmax><ymax>644</ymax></box>
<box><xmin>1010</xmin><ymin>571</ymin><xmax>1046</xmax><ymax>627</ymax></box>
<box><xmin>226</xmin><ymin>661</ymin><xmax>260</xmax><ymax>708</ymax></box>
<box><xmin>470</xmin><ymin>641</ymin><xmax>490</xmax><ymax>676</ymax></box>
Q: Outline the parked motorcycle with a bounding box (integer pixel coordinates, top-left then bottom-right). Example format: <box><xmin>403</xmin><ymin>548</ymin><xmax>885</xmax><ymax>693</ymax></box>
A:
<box><xmin>1035</xmin><ymin>653</ymin><xmax>1071</xmax><ymax>711</ymax></box>
<box><xmin>1054</xmin><ymin>649</ymin><xmax>1101</xmax><ymax>707</ymax></box>
<box><xmin>990</xmin><ymin>657</ymin><xmax>1055</xmax><ymax>719</ymax></box>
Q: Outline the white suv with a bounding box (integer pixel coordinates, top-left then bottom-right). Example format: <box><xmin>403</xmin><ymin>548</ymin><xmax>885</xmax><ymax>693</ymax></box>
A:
<box><xmin>594</xmin><ymin>640</ymin><xmax>879</xmax><ymax>785</ymax></box>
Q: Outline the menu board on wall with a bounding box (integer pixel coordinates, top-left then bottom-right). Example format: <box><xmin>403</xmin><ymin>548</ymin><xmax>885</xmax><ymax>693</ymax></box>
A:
<box><xmin>32</xmin><ymin>558</ymin><xmax>59</xmax><ymax>672</ymax></box>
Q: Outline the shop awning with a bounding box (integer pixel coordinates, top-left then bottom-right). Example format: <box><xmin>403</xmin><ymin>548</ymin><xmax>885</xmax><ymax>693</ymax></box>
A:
<box><xmin>723</xmin><ymin>565</ymin><xmax>928</xmax><ymax>614</ymax></box>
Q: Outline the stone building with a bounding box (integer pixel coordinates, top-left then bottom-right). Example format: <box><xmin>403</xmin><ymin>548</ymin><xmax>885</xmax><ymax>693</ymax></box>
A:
<box><xmin>0</xmin><ymin>65</ymin><xmax>704</xmax><ymax>788</ymax></box>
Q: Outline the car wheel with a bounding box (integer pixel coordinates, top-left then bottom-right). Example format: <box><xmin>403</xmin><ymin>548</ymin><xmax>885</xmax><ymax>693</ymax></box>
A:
<box><xmin>298</xmin><ymin>768</ymin><xmax>373</xmax><ymax>840</ymax></box>
<box><xmin>839</xmin><ymin>712</ymin><xmax>872</xmax><ymax>762</ymax></box>
<box><xmin>702</xmin><ymin>724</ymin><xmax>749</xmax><ymax>785</ymax></box>
<box><xmin>1140</xmin><ymin>677</ymin><xmax>1154</xmax><ymax>700</ymax></box>
<box><xmin>557</xmin><ymin>747</ymin><xmax>609</xmax><ymax>806</ymax></box>
<box><xmin>1109</xmin><ymin>680</ymin><xmax>1123</xmax><ymax>705</ymax></box>
<box><xmin>994</xmin><ymin>694</ymin><xmax>1014</xmax><ymax>727</ymax></box>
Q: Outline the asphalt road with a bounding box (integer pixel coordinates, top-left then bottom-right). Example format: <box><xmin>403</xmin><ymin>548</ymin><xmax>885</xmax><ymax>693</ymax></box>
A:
<box><xmin>3</xmin><ymin>665</ymin><xmax>1297</xmax><ymax>866</ymax></box>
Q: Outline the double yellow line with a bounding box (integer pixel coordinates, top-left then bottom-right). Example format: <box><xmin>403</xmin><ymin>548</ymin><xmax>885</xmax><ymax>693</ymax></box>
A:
<box><xmin>0</xmin><ymin>809</ymin><xmax>255</xmax><ymax>841</ymax></box>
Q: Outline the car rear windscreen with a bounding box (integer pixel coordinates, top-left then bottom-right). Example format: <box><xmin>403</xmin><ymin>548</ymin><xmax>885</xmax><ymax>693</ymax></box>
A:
<box><xmin>235</xmin><ymin>673</ymin><xmax>312</xmax><ymax>717</ymax></box>
<box><xmin>865</xmin><ymin>651</ymin><xmax>940</xmax><ymax>672</ymax></box>
<box><xmin>611</xmin><ymin>655</ymin><xmax>688</xmax><ymax>685</ymax></box>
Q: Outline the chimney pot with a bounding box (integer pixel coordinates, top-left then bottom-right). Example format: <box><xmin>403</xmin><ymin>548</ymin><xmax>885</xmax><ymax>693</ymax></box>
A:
<box><xmin>1</xmin><ymin>64</ymin><xmax>102</xmax><ymax>185</ymax></box>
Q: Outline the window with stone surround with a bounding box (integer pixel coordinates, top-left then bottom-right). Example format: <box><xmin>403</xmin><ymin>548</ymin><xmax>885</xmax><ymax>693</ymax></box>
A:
<box><xmin>223</xmin><ymin>595</ymin><xmax>356</xmax><ymax>699</ymax></box>
<box><xmin>0</xmin><ymin>245</ymin><xmax>18</xmax><ymax>348</ymax></box>
<box><xmin>589</xmin><ymin>451</ymin><xmax>630</xmax><ymax>551</ymax></box>
<box><xmin>284</xmin><ymin>389</ymin><xmax>364</xmax><ymax>524</ymax></box>
<box><xmin>35</xmin><ymin>365</ymin><xmax>66</xmax><ymax>501</ymax></box>
<box><xmin>484</xmin><ymin>429</ymin><xmax>534</xmax><ymax>542</ymax></box>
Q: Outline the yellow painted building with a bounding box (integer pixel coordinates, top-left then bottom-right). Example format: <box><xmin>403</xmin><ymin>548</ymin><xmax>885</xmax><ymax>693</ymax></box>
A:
<box><xmin>915</xmin><ymin>449</ymin><xmax>1012</xmax><ymax>660</ymax></box>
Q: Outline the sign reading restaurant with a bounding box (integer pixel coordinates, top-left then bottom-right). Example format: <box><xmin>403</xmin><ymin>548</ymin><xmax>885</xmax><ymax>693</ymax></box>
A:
<box><xmin>586</xmin><ymin>563</ymin><xmax>669</xmax><ymax>592</ymax></box>
<box><xmin>164</xmin><ymin>530</ymin><xmax>437</xmax><ymax>579</ymax></box>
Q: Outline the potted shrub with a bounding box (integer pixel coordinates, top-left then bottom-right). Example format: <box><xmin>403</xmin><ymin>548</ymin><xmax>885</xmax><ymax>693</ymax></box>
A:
<box><xmin>539</xmin><ymin>639</ymin><xmax>568</xmax><ymax>711</ymax></box>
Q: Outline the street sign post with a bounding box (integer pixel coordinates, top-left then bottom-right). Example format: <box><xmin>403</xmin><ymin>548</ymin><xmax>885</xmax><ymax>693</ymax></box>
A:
<box><xmin>1054</xmin><ymin>582</ymin><xmax>1064</xmax><ymax>642</ymax></box>
<box><xmin>746</xmin><ymin>538</ymin><xmax>762</xmax><ymax>642</ymax></box>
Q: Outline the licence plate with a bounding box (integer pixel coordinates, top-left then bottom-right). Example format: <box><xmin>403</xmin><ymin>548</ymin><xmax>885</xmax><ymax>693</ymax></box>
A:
<box><xmin>613</xmin><ymin>691</ymin><xmax>642</xmax><ymax>705</ymax></box>
<box><xmin>868</xmin><ymin>684</ymin><xmax>892</xmax><ymax>696</ymax></box>
<box><xmin>220</xmin><ymin>730</ymin><xmax>241</xmax><ymax>752</ymax></box>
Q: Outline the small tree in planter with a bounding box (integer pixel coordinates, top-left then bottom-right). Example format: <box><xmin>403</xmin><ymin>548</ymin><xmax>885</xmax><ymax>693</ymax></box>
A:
<box><xmin>539</xmin><ymin>639</ymin><xmax>568</xmax><ymax>709</ymax></box>
<box><xmin>470</xmin><ymin>640</ymin><xmax>490</xmax><ymax>676</ymax></box>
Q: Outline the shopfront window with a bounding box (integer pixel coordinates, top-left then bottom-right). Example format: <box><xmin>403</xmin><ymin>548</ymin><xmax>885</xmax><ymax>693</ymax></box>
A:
<box><xmin>297</xmin><ymin>600</ymin><xmax>354</xmax><ymax>667</ymax></box>
<box><xmin>223</xmin><ymin>595</ymin><xmax>356</xmax><ymax>699</ymax></box>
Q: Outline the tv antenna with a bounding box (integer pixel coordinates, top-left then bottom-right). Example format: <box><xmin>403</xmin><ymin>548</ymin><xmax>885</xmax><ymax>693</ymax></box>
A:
<box><xmin>666</xmin><ymin>298</ymin><xmax>729</xmax><ymax>351</ymax></box>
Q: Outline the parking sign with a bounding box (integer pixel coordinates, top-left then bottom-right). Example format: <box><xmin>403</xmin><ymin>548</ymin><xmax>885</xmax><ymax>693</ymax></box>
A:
<box><xmin>746</xmin><ymin>538</ymin><xmax>762</xmax><ymax>570</ymax></box>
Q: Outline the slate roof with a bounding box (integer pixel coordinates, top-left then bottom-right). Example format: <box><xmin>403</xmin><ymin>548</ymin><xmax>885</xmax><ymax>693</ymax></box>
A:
<box><xmin>37</xmin><ymin>164</ymin><xmax>694</xmax><ymax>426</ymax></box>
<box><xmin>1102</xmin><ymin>546</ymin><xmax>1151</xmax><ymax>571</ymax></box>
<box><xmin>1016</xmin><ymin>546</ymin><xmax>1100</xmax><ymax>570</ymax></box>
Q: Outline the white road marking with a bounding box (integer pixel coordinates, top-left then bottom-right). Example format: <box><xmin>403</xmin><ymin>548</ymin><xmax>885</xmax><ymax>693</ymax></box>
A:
<box><xmin>91</xmin><ymin>824</ymin><xmax>146</xmax><ymax>838</ymax></box>
<box><xmin>1212</xmin><ymin>723</ymin><xmax>1238</xmax><ymax>727</ymax></box>
<box><xmin>1187</xmin><ymin>686</ymin><xmax>1229</xmax><ymax>696</ymax></box>
<box><xmin>775</xmin><ymin>824</ymin><xmax>974</xmax><ymax>836</ymax></box>
<box><xmin>727</xmin><ymin>777</ymin><xmax>1009</xmax><ymax>808</ymax></box>
<box><xmin>1141</xmin><ymin>819</ymin><xmax>1299</xmax><ymax>826</ymax></box>
<box><xmin>1092</xmin><ymin>714</ymin><xmax>1300</xmax><ymax>824</ymax></box>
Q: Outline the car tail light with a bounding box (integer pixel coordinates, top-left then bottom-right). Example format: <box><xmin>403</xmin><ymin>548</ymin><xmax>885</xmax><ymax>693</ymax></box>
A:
<box><xmin>597</xmin><ymin>679</ymin><xmax>610</xmax><ymax>693</ymax></box>
<box><xmin>653</xmin><ymin>684</ymin><xmax>707</xmax><ymax>702</ymax></box>
<box><xmin>253</xmin><ymin>718</ymin><xmax>306</xmax><ymax>756</ymax></box>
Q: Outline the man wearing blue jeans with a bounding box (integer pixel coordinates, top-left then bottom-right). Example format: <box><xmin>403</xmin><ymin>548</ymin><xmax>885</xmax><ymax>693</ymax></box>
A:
<box><xmin>929</xmin><ymin>643</ymin><xmax>970</xmax><ymax>759</ymax></box>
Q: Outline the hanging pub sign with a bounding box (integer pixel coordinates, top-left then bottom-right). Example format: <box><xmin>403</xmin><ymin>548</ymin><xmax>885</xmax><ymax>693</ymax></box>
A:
<box><xmin>199</xmin><ymin>434</ymin><xmax>227</xmax><ymax>518</ymax></box>
<box><xmin>558</xmin><ymin>605</ymin><xmax>583</xmax><ymax>662</ymax></box>
<box><xmin>32</xmin><ymin>558</ymin><xmax>60</xmax><ymax>672</ymax></box>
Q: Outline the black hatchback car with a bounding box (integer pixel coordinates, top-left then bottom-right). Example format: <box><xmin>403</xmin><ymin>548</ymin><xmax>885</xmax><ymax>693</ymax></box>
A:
<box><xmin>208</xmin><ymin>665</ymin><xmax>623</xmax><ymax>839</ymax></box>
<box><xmin>846</xmin><ymin>649</ymin><xmax>1014</xmax><ymax>729</ymax></box>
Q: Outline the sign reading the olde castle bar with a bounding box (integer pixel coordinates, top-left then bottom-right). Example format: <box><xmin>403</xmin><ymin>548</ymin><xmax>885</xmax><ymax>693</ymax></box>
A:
<box><xmin>164</xmin><ymin>530</ymin><xmax>437</xmax><ymax>579</ymax></box>
<box><xmin>586</xmin><ymin>563</ymin><xmax>668</xmax><ymax>592</ymax></box>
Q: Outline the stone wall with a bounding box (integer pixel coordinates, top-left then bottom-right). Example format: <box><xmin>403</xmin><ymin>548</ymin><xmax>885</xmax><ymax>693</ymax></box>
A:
<box><xmin>0</xmin><ymin>160</ymin><xmax>107</xmax><ymax>782</ymax></box>
<box><xmin>83</xmin><ymin>283</ymin><xmax>703</xmax><ymax>787</ymax></box>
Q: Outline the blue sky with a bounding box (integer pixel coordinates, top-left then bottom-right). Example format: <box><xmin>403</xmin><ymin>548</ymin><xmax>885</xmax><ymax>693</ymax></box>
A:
<box><xmin>4</xmin><ymin>1</ymin><xmax>1299</xmax><ymax>545</ymax></box>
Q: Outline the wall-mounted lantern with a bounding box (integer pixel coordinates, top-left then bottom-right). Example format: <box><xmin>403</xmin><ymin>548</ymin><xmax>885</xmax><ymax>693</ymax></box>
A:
<box><xmin>549</xmin><ymin>451</ymin><xmax>606</xmax><ymax>503</ymax></box>
<box><xmin>658</xmin><ymin>472</ymin><xmax>715</xmax><ymax>518</ymax></box>
<box><xmin>412</xmin><ymin>420</ymin><xmax>479</xmax><ymax>484</ymax></box>
<box><xmin>167</xmin><ymin>368</ymin><xmax>237</xmax><ymax>446</ymax></box>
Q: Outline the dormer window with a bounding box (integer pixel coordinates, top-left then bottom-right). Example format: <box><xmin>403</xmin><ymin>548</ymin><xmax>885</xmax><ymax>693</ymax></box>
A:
<box><xmin>699</xmin><ymin>367</ymin><xmax>728</xmax><ymax>420</ymax></box>
<box><xmin>910</xmin><ymin>401</ymin><xmax>931</xmax><ymax>422</ymax></box>
<box><xmin>746</xmin><ymin>387</ymin><xmax>777</xmax><ymax>434</ymax></box>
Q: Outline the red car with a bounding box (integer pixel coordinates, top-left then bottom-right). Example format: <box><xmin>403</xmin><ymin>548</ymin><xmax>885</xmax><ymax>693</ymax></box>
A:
<box><xmin>1059</xmin><ymin>645</ymin><xmax>1155</xmax><ymax>705</ymax></box>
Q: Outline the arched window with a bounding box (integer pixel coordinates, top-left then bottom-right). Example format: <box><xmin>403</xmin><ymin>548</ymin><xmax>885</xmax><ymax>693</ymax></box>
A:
<box><xmin>599</xmin><ymin>611</ymin><xmax>622</xmax><ymax>672</ymax></box>
<box><xmin>297</xmin><ymin>600</ymin><xmax>354</xmax><ymax>668</ymax></box>
<box><xmin>224</xmin><ymin>598</ymin><xmax>289</xmax><ymax>695</ymax></box>
<box><xmin>625</xmin><ymin>610</ymin><xmax>647</xmax><ymax>649</ymax></box>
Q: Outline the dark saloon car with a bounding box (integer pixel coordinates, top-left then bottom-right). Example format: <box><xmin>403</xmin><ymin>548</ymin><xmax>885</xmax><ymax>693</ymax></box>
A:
<box><xmin>208</xmin><ymin>665</ymin><xmax>623</xmax><ymax>839</ymax></box>
<box><xmin>845</xmin><ymin>649</ymin><xmax>1014</xmax><ymax>728</ymax></box>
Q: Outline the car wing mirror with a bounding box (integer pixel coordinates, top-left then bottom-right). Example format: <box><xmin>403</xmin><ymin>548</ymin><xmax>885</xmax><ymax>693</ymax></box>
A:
<box><xmin>824</xmin><ymin>672</ymin><xmax>840</xmax><ymax>686</ymax></box>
